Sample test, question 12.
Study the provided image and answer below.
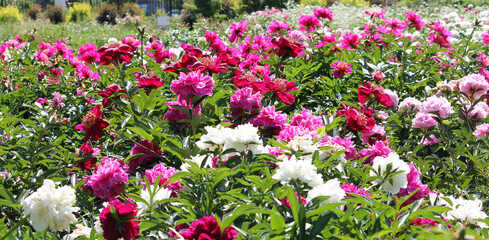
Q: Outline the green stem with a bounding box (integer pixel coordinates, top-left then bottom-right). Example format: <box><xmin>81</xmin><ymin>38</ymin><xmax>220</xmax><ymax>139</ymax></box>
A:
<box><xmin>0</xmin><ymin>214</ymin><xmax>29</xmax><ymax>240</ymax></box>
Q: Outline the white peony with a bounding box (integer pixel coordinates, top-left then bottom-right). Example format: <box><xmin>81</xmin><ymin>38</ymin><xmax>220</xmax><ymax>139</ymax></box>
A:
<box><xmin>197</xmin><ymin>124</ymin><xmax>264</xmax><ymax>156</ymax></box>
<box><xmin>181</xmin><ymin>154</ymin><xmax>214</xmax><ymax>171</ymax></box>
<box><xmin>286</xmin><ymin>135</ymin><xmax>318</xmax><ymax>153</ymax></box>
<box><xmin>137</xmin><ymin>185</ymin><xmax>173</xmax><ymax>213</ymax></box>
<box><xmin>63</xmin><ymin>224</ymin><xmax>93</xmax><ymax>240</ymax></box>
<box><xmin>445</xmin><ymin>196</ymin><xmax>488</xmax><ymax>228</ymax></box>
<box><xmin>370</xmin><ymin>153</ymin><xmax>410</xmax><ymax>194</ymax></box>
<box><xmin>21</xmin><ymin>179</ymin><xmax>79</xmax><ymax>232</ymax></box>
<box><xmin>307</xmin><ymin>178</ymin><xmax>346</xmax><ymax>206</ymax></box>
<box><xmin>196</xmin><ymin>125</ymin><xmax>230</xmax><ymax>151</ymax></box>
<box><xmin>272</xmin><ymin>155</ymin><xmax>323</xmax><ymax>188</ymax></box>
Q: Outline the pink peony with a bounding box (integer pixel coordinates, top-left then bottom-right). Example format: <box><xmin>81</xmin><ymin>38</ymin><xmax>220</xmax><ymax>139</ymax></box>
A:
<box><xmin>372</xmin><ymin>71</ymin><xmax>385</xmax><ymax>81</ymax></box>
<box><xmin>421</xmin><ymin>135</ymin><xmax>442</xmax><ymax>145</ymax></box>
<box><xmin>360</xmin><ymin>125</ymin><xmax>386</xmax><ymax>145</ymax></box>
<box><xmin>171</xmin><ymin>71</ymin><xmax>214</xmax><ymax>97</ymax></box>
<box><xmin>267</xmin><ymin>20</ymin><xmax>290</xmax><ymax>34</ymax></box>
<box><xmin>421</xmin><ymin>96</ymin><xmax>453</xmax><ymax>118</ymax></box>
<box><xmin>298</xmin><ymin>15</ymin><xmax>322</xmax><ymax>32</ymax></box>
<box><xmin>331</xmin><ymin>61</ymin><xmax>353</xmax><ymax>78</ymax></box>
<box><xmin>482</xmin><ymin>32</ymin><xmax>489</xmax><ymax>45</ymax></box>
<box><xmin>384</xmin><ymin>18</ymin><xmax>407</xmax><ymax>37</ymax></box>
<box><xmin>341</xmin><ymin>183</ymin><xmax>371</xmax><ymax>198</ymax></box>
<box><xmin>469</xmin><ymin>101</ymin><xmax>489</xmax><ymax>119</ymax></box>
<box><xmin>164</xmin><ymin>98</ymin><xmax>202</xmax><ymax>124</ymax></box>
<box><xmin>143</xmin><ymin>163</ymin><xmax>182</xmax><ymax>197</ymax></box>
<box><xmin>313</xmin><ymin>8</ymin><xmax>333</xmax><ymax>21</ymax></box>
<box><xmin>359</xmin><ymin>141</ymin><xmax>393</xmax><ymax>165</ymax></box>
<box><xmin>229</xmin><ymin>87</ymin><xmax>263</xmax><ymax>118</ymax></box>
<box><xmin>458</xmin><ymin>74</ymin><xmax>489</xmax><ymax>100</ymax></box>
<box><xmin>252</xmin><ymin>106</ymin><xmax>288</xmax><ymax>136</ymax></box>
<box><xmin>397</xmin><ymin>162</ymin><xmax>431</xmax><ymax>206</ymax></box>
<box><xmin>319</xmin><ymin>136</ymin><xmax>357</xmax><ymax>160</ymax></box>
<box><xmin>412</xmin><ymin>112</ymin><xmax>438</xmax><ymax>130</ymax></box>
<box><xmin>340</xmin><ymin>33</ymin><xmax>360</xmax><ymax>50</ymax></box>
<box><xmin>384</xmin><ymin>89</ymin><xmax>399</xmax><ymax>109</ymax></box>
<box><xmin>228</xmin><ymin>21</ymin><xmax>249</xmax><ymax>43</ymax></box>
<box><xmin>474</xmin><ymin>123</ymin><xmax>489</xmax><ymax>140</ymax></box>
<box><xmin>290</xmin><ymin>109</ymin><xmax>324</xmax><ymax>131</ymax></box>
<box><xmin>405</xmin><ymin>11</ymin><xmax>425</xmax><ymax>31</ymax></box>
<box><xmin>398</xmin><ymin>97</ymin><xmax>422</xmax><ymax>113</ymax></box>
<box><xmin>84</xmin><ymin>157</ymin><xmax>129</xmax><ymax>200</ymax></box>
<box><xmin>277</xmin><ymin>125</ymin><xmax>318</xmax><ymax>143</ymax></box>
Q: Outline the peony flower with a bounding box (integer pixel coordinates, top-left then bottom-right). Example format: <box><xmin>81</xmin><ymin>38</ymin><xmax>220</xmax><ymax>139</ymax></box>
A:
<box><xmin>99</xmin><ymin>200</ymin><xmax>140</xmax><ymax>240</ymax></box>
<box><xmin>331</xmin><ymin>61</ymin><xmax>352</xmax><ymax>78</ymax></box>
<box><xmin>271</xmin><ymin>36</ymin><xmax>304</xmax><ymax>58</ymax></box>
<box><xmin>267</xmin><ymin>20</ymin><xmax>290</xmax><ymax>34</ymax></box>
<box><xmin>164</xmin><ymin>97</ymin><xmax>202</xmax><ymax>124</ymax></box>
<box><xmin>228</xmin><ymin>21</ymin><xmax>248</xmax><ymax>43</ymax></box>
<box><xmin>290</xmin><ymin>109</ymin><xmax>324</xmax><ymax>131</ymax></box>
<box><xmin>313</xmin><ymin>8</ymin><xmax>333</xmax><ymax>21</ymax></box>
<box><xmin>22</xmin><ymin>179</ymin><xmax>78</xmax><ymax>232</ymax></box>
<box><xmin>137</xmin><ymin>185</ymin><xmax>172</xmax><ymax>212</ymax></box>
<box><xmin>445</xmin><ymin>197</ymin><xmax>488</xmax><ymax>228</ymax></box>
<box><xmin>398</xmin><ymin>97</ymin><xmax>422</xmax><ymax>113</ymax></box>
<box><xmin>458</xmin><ymin>74</ymin><xmax>489</xmax><ymax>100</ymax></box>
<box><xmin>469</xmin><ymin>101</ymin><xmax>489</xmax><ymax>119</ymax></box>
<box><xmin>340</xmin><ymin>33</ymin><xmax>360</xmax><ymax>50</ymax></box>
<box><xmin>482</xmin><ymin>32</ymin><xmax>489</xmax><ymax>45</ymax></box>
<box><xmin>97</xmin><ymin>40</ymin><xmax>134</xmax><ymax>66</ymax></box>
<box><xmin>421</xmin><ymin>134</ymin><xmax>442</xmax><ymax>145</ymax></box>
<box><xmin>48</xmin><ymin>92</ymin><xmax>65</xmax><ymax>109</ymax></box>
<box><xmin>143</xmin><ymin>163</ymin><xmax>182</xmax><ymax>194</ymax></box>
<box><xmin>405</xmin><ymin>11</ymin><xmax>425</xmax><ymax>31</ymax></box>
<box><xmin>136</xmin><ymin>74</ymin><xmax>164</xmax><ymax>90</ymax></box>
<box><xmin>84</xmin><ymin>157</ymin><xmax>129</xmax><ymax>200</ymax></box>
<box><xmin>359</xmin><ymin>140</ymin><xmax>393</xmax><ymax>165</ymax></box>
<box><xmin>74</xmin><ymin>142</ymin><xmax>100</xmax><ymax>171</ymax></box>
<box><xmin>129</xmin><ymin>139</ymin><xmax>162</xmax><ymax>169</ymax></box>
<box><xmin>171</xmin><ymin>70</ymin><xmax>214</xmax><ymax>98</ymax></box>
<box><xmin>421</xmin><ymin>96</ymin><xmax>453</xmax><ymax>118</ymax></box>
<box><xmin>252</xmin><ymin>106</ymin><xmax>288</xmax><ymax>136</ymax></box>
<box><xmin>98</xmin><ymin>84</ymin><xmax>126</xmax><ymax>108</ymax></box>
<box><xmin>75</xmin><ymin>105</ymin><xmax>110</xmax><ymax>142</ymax></box>
<box><xmin>397</xmin><ymin>162</ymin><xmax>431</xmax><ymax>206</ymax></box>
<box><xmin>267</xmin><ymin>77</ymin><xmax>297</xmax><ymax>105</ymax></box>
<box><xmin>307</xmin><ymin>178</ymin><xmax>346</xmax><ymax>205</ymax></box>
<box><xmin>474</xmin><ymin>123</ymin><xmax>489</xmax><ymax>140</ymax></box>
<box><xmin>412</xmin><ymin>112</ymin><xmax>438</xmax><ymax>130</ymax></box>
<box><xmin>372</xmin><ymin>71</ymin><xmax>385</xmax><ymax>81</ymax></box>
<box><xmin>172</xmin><ymin>216</ymin><xmax>238</xmax><ymax>240</ymax></box>
<box><xmin>298</xmin><ymin>15</ymin><xmax>322</xmax><ymax>32</ymax></box>
<box><xmin>336</xmin><ymin>104</ymin><xmax>376</xmax><ymax>133</ymax></box>
<box><xmin>341</xmin><ymin>183</ymin><xmax>371</xmax><ymax>198</ymax></box>
<box><xmin>229</xmin><ymin>87</ymin><xmax>263</xmax><ymax>118</ymax></box>
<box><xmin>63</xmin><ymin>224</ymin><xmax>93</xmax><ymax>240</ymax></box>
<box><xmin>370</xmin><ymin>153</ymin><xmax>410</xmax><ymax>194</ymax></box>
<box><xmin>272</xmin><ymin>155</ymin><xmax>323</xmax><ymax>188</ymax></box>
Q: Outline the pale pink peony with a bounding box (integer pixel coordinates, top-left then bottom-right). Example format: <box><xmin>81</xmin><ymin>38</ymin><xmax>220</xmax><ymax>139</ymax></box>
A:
<box><xmin>319</xmin><ymin>136</ymin><xmax>357</xmax><ymax>160</ymax></box>
<box><xmin>421</xmin><ymin>134</ymin><xmax>442</xmax><ymax>145</ymax></box>
<box><xmin>143</xmin><ymin>163</ymin><xmax>182</xmax><ymax>197</ymax></box>
<box><xmin>170</xmin><ymin>71</ymin><xmax>214</xmax><ymax>97</ymax></box>
<box><xmin>474</xmin><ymin>123</ymin><xmax>489</xmax><ymax>140</ymax></box>
<box><xmin>398</xmin><ymin>97</ymin><xmax>422</xmax><ymax>113</ymax></box>
<box><xmin>412</xmin><ymin>112</ymin><xmax>438</xmax><ymax>130</ymax></box>
<box><xmin>469</xmin><ymin>101</ymin><xmax>489</xmax><ymax>119</ymax></box>
<box><xmin>458</xmin><ymin>74</ymin><xmax>489</xmax><ymax>100</ymax></box>
<box><xmin>83</xmin><ymin>157</ymin><xmax>129</xmax><ymax>200</ymax></box>
<box><xmin>421</xmin><ymin>96</ymin><xmax>453</xmax><ymax>118</ymax></box>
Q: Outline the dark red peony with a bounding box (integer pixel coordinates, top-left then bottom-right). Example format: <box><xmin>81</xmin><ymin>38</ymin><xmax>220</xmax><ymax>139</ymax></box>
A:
<box><xmin>129</xmin><ymin>139</ymin><xmax>163</xmax><ymax>169</ymax></box>
<box><xmin>98</xmin><ymin>41</ymin><xmax>134</xmax><ymax>66</ymax></box>
<box><xmin>136</xmin><ymin>74</ymin><xmax>164</xmax><ymax>90</ymax></box>
<box><xmin>170</xmin><ymin>216</ymin><xmax>238</xmax><ymax>240</ymax></box>
<box><xmin>99</xmin><ymin>200</ymin><xmax>139</xmax><ymax>240</ymax></box>
<box><xmin>336</xmin><ymin>104</ymin><xmax>376</xmax><ymax>133</ymax></box>
<box><xmin>98</xmin><ymin>83</ymin><xmax>126</xmax><ymax>108</ymax></box>
<box><xmin>75</xmin><ymin>105</ymin><xmax>110</xmax><ymax>141</ymax></box>
<box><xmin>357</xmin><ymin>81</ymin><xmax>392</xmax><ymax>107</ymax></box>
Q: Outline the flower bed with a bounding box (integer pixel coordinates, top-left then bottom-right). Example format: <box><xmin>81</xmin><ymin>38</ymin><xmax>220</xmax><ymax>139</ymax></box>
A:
<box><xmin>1</xmin><ymin>3</ymin><xmax>489</xmax><ymax>240</ymax></box>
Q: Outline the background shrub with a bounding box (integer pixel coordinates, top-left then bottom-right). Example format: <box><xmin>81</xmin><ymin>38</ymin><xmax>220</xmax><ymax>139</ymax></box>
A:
<box><xmin>68</xmin><ymin>2</ymin><xmax>91</xmax><ymax>22</ymax></box>
<box><xmin>0</xmin><ymin>6</ymin><xmax>23</xmax><ymax>23</ymax></box>
<box><xmin>121</xmin><ymin>2</ymin><xmax>142</xmax><ymax>17</ymax></box>
<box><xmin>96</xmin><ymin>3</ymin><xmax>118</xmax><ymax>24</ymax></box>
<box><xmin>300</xmin><ymin>0</ymin><xmax>335</xmax><ymax>6</ymax></box>
<box><xmin>45</xmin><ymin>5</ymin><xmax>65</xmax><ymax>24</ymax></box>
<box><xmin>26</xmin><ymin>4</ymin><xmax>43</xmax><ymax>20</ymax></box>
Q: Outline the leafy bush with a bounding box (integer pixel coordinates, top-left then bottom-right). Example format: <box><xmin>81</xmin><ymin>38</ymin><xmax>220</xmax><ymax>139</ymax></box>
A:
<box><xmin>26</xmin><ymin>4</ymin><xmax>43</xmax><ymax>20</ymax></box>
<box><xmin>181</xmin><ymin>3</ymin><xmax>198</xmax><ymax>27</ymax></box>
<box><xmin>68</xmin><ymin>2</ymin><xmax>91</xmax><ymax>22</ymax></box>
<box><xmin>96</xmin><ymin>3</ymin><xmax>118</xmax><ymax>25</ymax></box>
<box><xmin>45</xmin><ymin>5</ymin><xmax>65</xmax><ymax>24</ymax></box>
<box><xmin>0</xmin><ymin>6</ymin><xmax>23</xmax><ymax>23</ymax></box>
<box><xmin>121</xmin><ymin>2</ymin><xmax>142</xmax><ymax>17</ymax></box>
<box><xmin>338</xmin><ymin>0</ymin><xmax>370</xmax><ymax>6</ymax></box>
<box><xmin>194</xmin><ymin>0</ymin><xmax>222</xmax><ymax>18</ymax></box>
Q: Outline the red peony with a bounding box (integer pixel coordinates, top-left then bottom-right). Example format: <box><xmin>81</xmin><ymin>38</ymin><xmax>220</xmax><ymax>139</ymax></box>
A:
<box><xmin>173</xmin><ymin>216</ymin><xmax>237</xmax><ymax>240</ymax></box>
<box><xmin>75</xmin><ymin>105</ymin><xmax>110</xmax><ymax>142</ymax></box>
<box><xmin>98</xmin><ymin>41</ymin><xmax>134</xmax><ymax>66</ymax></box>
<box><xmin>99</xmin><ymin>200</ymin><xmax>139</xmax><ymax>240</ymax></box>
<box><xmin>98</xmin><ymin>84</ymin><xmax>126</xmax><ymax>108</ymax></box>
<box><xmin>271</xmin><ymin>37</ymin><xmax>304</xmax><ymax>58</ymax></box>
<box><xmin>357</xmin><ymin>81</ymin><xmax>392</xmax><ymax>107</ymax></box>
<box><xmin>136</xmin><ymin>74</ymin><xmax>164</xmax><ymax>90</ymax></box>
<box><xmin>337</xmin><ymin>104</ymin><xmax>376</xmax><ymax>133</ymax></box>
